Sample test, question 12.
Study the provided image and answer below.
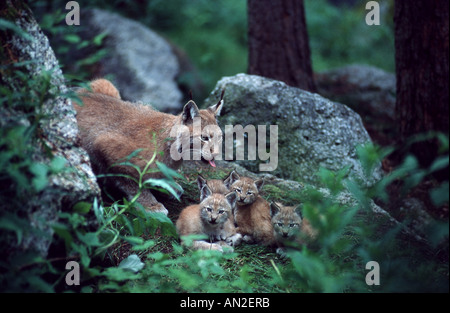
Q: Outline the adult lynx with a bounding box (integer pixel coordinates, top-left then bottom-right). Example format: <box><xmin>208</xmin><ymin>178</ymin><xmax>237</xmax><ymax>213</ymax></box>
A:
<box><xmin>74</xmin><ymin>79</ymin><xmax>223</xmax><ymax>214</ymax></box>
<box><xmin>176</xmin><ymin>184</ymin><xmax>238</xmax><ymax>252</ymax></box>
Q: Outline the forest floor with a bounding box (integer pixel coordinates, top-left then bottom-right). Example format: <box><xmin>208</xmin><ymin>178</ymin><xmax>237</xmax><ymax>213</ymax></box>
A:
<box><xmin>364</xmin><ymin>114</ymin><xmax>448</xmax><ymax>222</ymax></box>
<box><xmin>105</xmin><ymin>156</ymin><xmax>448</xmax><ymax>292</ymax></box>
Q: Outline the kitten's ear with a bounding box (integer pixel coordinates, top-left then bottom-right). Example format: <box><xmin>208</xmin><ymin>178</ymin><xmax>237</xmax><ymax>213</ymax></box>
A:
<box><xmin>197</xmin><ymin>175</ymin><xmax>207</xmax><ymax>200</ymax></box>
<box><xmin>197</xmin><ymin>175</ymin><xmax>207</xmax><ymax>191</ymax></box>
<box><xmin>254</xmin><ymin>178</ymin><xmax>265</xmax><ymax>191</ymax></box>
<box><xmin>223</xmin><ymin>169</ymin><xmax>240</xmax><ymax>189</ymax></box>
<box><xmin>208</xmin><ymin>89</ymin><xmax>225</xmax><ymax>117</ymax></box>
<box><xmin>270</xmin><ymin>202</ymin><xmax>282</xmax><ymax>217</ymax></box>
<box><xmin>200</xmin><ymin>184</ymin><xmax>212</xmax><ymax>202</ymax></box>
<box><xmin>225</xmin><ymin>191</ymin><xmax>237</xmax><ymax>208</ymax></box>
<box><xmin>294</xmin><ymin>204</ymin><xmax>303</xmax><ymax>219</ymax></box>
<box><xmin>182</xmin><ymin>100</ymin><xmax>200</xmax><ymax>123</ymax></box>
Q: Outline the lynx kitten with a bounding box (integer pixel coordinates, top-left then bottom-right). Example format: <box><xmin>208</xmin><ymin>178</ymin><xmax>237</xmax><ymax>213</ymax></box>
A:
<box><xmin>176</xmin><ymin>184</ymin><xmax>238</xmax><ymax>252</ymax></box>
<box><xmin>227</xmin><ymin>171</ymin><xmax>275</xmax><ymax>246</ymax></box>
<box><xmin>270</xmin><ymin>202</ymin><xmax>317</xmax><ymax>255</ymax></box>
<box><xmin>196</xmin><ymin>172</ymin><xmax>242</xmax><ymax>246</ymax></box>
<box><xmin>74</xmin><ymin>79</ymin><xmax>223</xmax><ymax>215</ymax></box>
<box><xmin>196</xmin><ymin>174</ymin><xmax>230</xmax><ymax>195</ymax></box>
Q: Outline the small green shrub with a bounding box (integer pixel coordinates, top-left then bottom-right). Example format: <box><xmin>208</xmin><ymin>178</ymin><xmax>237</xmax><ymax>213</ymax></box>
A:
<box><xmin>305</xmin><ymin>0</ymin><xmax>395</xmax><ymax>72</ymax></box>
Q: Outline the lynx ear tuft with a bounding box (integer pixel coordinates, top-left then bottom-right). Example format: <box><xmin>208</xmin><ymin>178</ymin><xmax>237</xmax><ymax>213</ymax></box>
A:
<box><xmin>209</xmin><ymin>89</ymin><xmax>225</xmax><ymax>116</ymax></box>
<box><xmin>209</xmin><ymin>100</ymin><xmax>223</xmax><ymax>117</ymax></box>
<box><xmin>182</xmin><ymin>100</ymin><xmax>200</xmax><ymax>122</ymax></box>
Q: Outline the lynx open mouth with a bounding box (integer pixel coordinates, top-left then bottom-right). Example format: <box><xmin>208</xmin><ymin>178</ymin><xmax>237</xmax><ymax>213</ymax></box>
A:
<box><xmin>201</xmin><ymin>156</ymin><xmax>216</xmax><ymax>168</ymax></box>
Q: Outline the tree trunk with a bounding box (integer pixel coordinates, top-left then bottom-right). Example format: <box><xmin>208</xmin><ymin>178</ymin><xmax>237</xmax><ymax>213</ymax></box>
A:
<box><xmin>394</xmin><ymin>0</ymin><xmax>449</xmax><ymax>166</ymax></box>
<box><xmin>247</xmin><ymin>0</ymin><xmax>316</xmax><ymax>92</ymax></box>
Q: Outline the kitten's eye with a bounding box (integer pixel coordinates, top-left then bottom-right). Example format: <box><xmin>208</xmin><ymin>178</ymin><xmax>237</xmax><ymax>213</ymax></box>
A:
<box><xmin>206</xmin><ymin>207</ymin><xmax>212</xmax><ymax>212</ymax></box>
<box><xmin>277</xmin><ymin>223</ymin><xmax>283</xmax><ymax>227</ymax></box>
<box><xmin>234</xmin><ymin>188</ymin><xmax>242</xmax><ymax>193</ymax></box>
<box><xmin>218</xmin><ymin>209</ymin><xmax>224</xmax><ymax>214</ymax></box>
<box><xmin>289</xmin><ymin>223</ymin><xmax>298</xmax><ymax>228</ymax></box>
<box><xmin>247</xmin><ymin>191</ymin><xmax>253</xmax><ymax>195</ymax></box>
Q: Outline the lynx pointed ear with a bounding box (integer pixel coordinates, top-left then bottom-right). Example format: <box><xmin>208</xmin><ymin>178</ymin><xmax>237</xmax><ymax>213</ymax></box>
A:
<box><xmin>209</xmin><ymin>100</ymin><xmax>223</xmax><ymax>117</ymax></box>
<box><xmin>254</xmin><ymin>178</ymin><xmax>265</xmax><ymax>191</ymax></box>
<box><xmin>208</xmin><ymin>89</ymin><xmax>225</xmax><ymax>116</ymax></box>
<box><xmin>225</xmin><ymin>191</ymin><xmax>237</xmax><ymax>208</ymax></box>
<box><xmin>182</xmin><ymin>100</ymin><xmax>200</xmax><ymax>123</ymax></box>
<box><xmin>294</xmin><ymin>204</ymin><xmax>303</xmax><ymax>219</ymax></box>
<box><xmin>197</xmin><ymin>174</ymin><xmax>206</xmax><ymax>187</ymax></box>
<box><xmin>197</xmin><ymin>175</ymin><xmax>207</xmax><ymax>192</ymax></box>
<box><xmin>200</xmin><ymin>184</ymin><xmax>212</xmax><ymax>202</ymax></box>
<box><xmin>224</xmin><ymin>169</ymin><xmax>240</xmax><ymax>189</ymax></box>
<box><xmin>270</xmin><ymin>202</ymin><xmax>282</xmax><ymax>217</ymax></box>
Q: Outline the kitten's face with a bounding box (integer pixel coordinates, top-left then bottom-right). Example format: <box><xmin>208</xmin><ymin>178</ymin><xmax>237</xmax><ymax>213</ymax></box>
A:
<box><xmin>199</xmin><ymin>184</ymin><xmax>237</xmax><ymax>227</ymax></box>
<box><xmin>199</xmin><ymin>194</ymin><xmax>233</xmax><ymax>227</ymax></box>
<box><xmin>270</xmin><ymin>203</ymin><xmax>302</xmax><ymax>240</ymax></box>
<box><xmin>230</xmin><ymin>177</ymin><xmax>263</xmax><ymax>205</ymax></box>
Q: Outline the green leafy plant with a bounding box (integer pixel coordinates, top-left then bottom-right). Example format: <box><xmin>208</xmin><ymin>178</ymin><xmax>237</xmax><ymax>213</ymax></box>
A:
<box><xmin>277</xmin><ymin>137</ymin><xmax>448</xmax><ymax>293</ymax></box>
<box><xmin>305</xmin><ymin>0</ymin><xmax>395</xmax><ymax>72</ymax></box>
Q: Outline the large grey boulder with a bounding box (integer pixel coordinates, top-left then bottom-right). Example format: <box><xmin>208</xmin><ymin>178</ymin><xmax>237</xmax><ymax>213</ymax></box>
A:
<box><xmin>82</xmin><ymin>8</ymin><xmax>183</xmax><ymax>112</ymax></box>
<box><xmin>204</xmin><ymin>73</ymin><xmax>382</xmax><ymax>184</ymax></box>
<box><xmin>0</xmin><ymin>5</ymin><xmax>100</xmax><ymax>257</ymax></box>
<box><xmin>315</xmin><ymin>64</ymin><xmax>396</xmax><ymax>120</ymax></box>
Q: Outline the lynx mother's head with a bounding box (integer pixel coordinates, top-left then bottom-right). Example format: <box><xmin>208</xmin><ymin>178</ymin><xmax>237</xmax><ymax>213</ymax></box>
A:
<box><xmin>169</xmin><ymin>93</ymin><xmax>279</xmax><ymax>172</ymax></box>
<box><xmin>169</xmin><ymin>97</ymin><xmax>224</xmax><ymax>168</ymax></box>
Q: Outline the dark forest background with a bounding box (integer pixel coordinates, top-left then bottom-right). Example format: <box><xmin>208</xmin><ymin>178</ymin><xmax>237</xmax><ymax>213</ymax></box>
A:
<box><xmin>0</xmin><ymin>0</ymin><xmax>448</xmax><ymax>294</ymax></box>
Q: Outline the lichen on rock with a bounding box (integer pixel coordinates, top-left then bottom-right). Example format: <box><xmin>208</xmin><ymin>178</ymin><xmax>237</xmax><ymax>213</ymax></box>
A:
<box><xmin>0</xmin><ymin>2</ymin><xmax>100</xmax><ymax>257</ymax></box>
<box><xmin>204</xmin><ymin>73</ymin><xmax>382</xmax><ymax>185</ymax></box>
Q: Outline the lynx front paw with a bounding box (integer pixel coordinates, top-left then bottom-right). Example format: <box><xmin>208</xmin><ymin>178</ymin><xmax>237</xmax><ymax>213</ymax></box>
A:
<box><xmin>147</xmin><ymin>203</ymin><xmax>169</xmax><ymax>216</ymax></box>
<box><xmin>218</xmin><ymin>241</ymin><xmax>234</xmax><ymax>253</ymax></box>
<box><xmin>217</xmin><ymin>231</ymin><xmax>227</xmax><ymax>241</ymax></box>
<box><xmin>242</xmin><ymin>235</ymin><xmax>255</xmax><ymax>244</ymax></box>
<box><xmin>208</xmin><ymin>243</ymin><xmax>224</xmax><ymax>252</ymax></box>
<box><xmin>193</xmin><ymin>240</ymin><xmax>228</xmax><ymax>252</ymax></box>
<box><xmin>276</xmin><ymin>247</ymin><xmax>288</xmax><ymax>258</ymax></box>
<box><xmin>226</xmin><ymin>233</ymin><xmax>243</xmax><ymax>246</ymax></box>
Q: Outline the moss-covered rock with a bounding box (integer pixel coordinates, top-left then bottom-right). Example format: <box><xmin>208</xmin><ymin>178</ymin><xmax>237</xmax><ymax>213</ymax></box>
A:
<box><xmin>203</xmin><ymin>73</ymin><xmax>382</xmax><ymax>185</ymax></box>
<box><xmin>0</xmin><ymin>1</ymin><xmax>100</xmax><ymax>258</ymax></box>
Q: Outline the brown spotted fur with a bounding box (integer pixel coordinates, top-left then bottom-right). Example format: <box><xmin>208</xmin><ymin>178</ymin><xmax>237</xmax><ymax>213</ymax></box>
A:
<box><xmin>176</xmin><ymin>184</ymin><xmax>238</xmax><ymax>252</ymax></box>
<box><xmin>74</xmin><ymin>79</ymin><xmax>223</xmax><ymax>214</ymax></box>
<box><xmin>227</xmin><ymin>171</ymin><xmax>275</xmax><ymax>246</ymax></box>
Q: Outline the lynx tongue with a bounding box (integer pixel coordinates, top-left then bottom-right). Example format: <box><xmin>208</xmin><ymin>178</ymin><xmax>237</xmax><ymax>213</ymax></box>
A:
<box><xmin>209</xmin><ymin>159</ymin><xmax>216</xmax><ymax>168</ymax></box>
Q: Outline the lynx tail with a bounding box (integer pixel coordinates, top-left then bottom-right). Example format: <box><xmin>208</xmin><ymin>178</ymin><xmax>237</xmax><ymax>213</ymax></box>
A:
<box><xmin>89</xmin><ymin>79</ymin><xmax>121</xmax><ymax>99</ymax></box>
